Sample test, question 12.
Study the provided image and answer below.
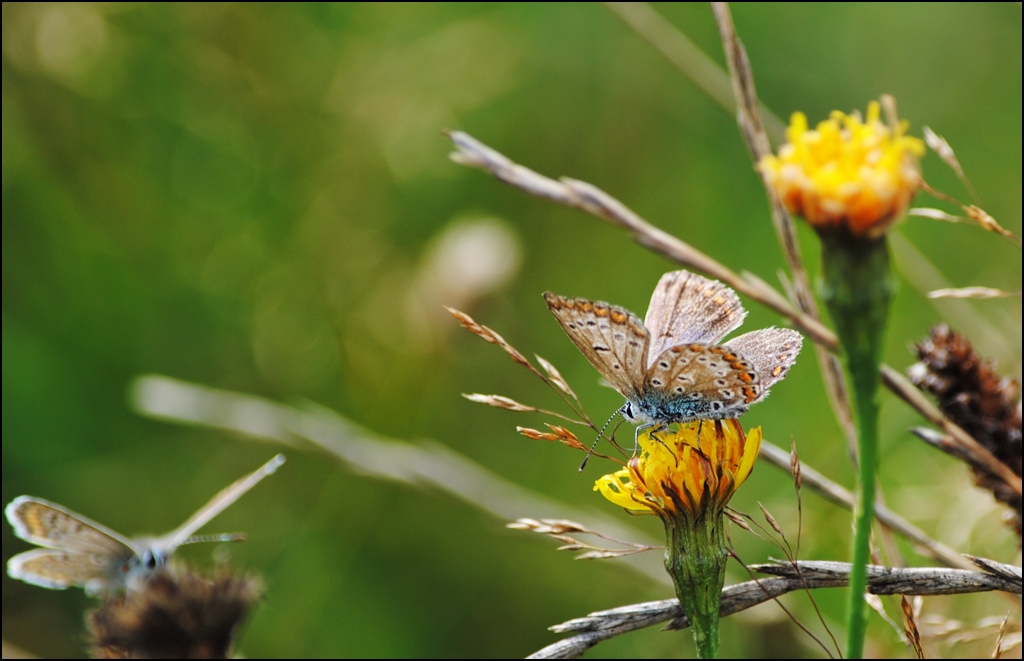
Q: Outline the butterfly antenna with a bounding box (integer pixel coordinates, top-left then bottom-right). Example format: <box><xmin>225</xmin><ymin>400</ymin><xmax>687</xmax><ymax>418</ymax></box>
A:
<box><xmin>579</xmin><ymin>408</ymin><xmax>624</xmax><ymax>473</ymax></box>
<box><xmin>180</xmin><ymin>532</ymin><xmax>246</xmax><ymax>546</ymax></box>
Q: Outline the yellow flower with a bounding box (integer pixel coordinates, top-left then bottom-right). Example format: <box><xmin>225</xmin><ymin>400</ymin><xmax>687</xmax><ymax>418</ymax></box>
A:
<box><xmin>595</xmin><ymin>420</ymin><xmax>761</xmax><ymax>517</ymax></box>
<box><xmin>759</xmin><ymin>101</ymin><xmax>925</xmax><ymax>239</ymax></box>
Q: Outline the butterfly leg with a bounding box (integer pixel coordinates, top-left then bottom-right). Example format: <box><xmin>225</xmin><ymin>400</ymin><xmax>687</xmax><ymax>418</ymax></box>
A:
<box><xmin>634</xmin><ymin>422</ymin><xmax>674</xmax><ymax>459</ymax></box>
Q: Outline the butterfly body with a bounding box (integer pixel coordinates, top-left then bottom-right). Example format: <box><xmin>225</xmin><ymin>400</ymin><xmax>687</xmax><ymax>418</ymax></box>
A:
<box><xmin>544</xmin><ymin>270</ymin><xmax>802</xmax><ymax>434</ymax></box>
<box><xmin>5</xmin><ymin>454</ymin><xmax>285</xmax><ymax>595</ymax></box>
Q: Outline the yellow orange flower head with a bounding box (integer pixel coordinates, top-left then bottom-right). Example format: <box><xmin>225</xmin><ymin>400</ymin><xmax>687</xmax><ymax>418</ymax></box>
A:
<box><xmin>595</xmin><ymin>420</ymin><xmax>761</xmax><ymax>518</ymax></box>
<box><xmin>759</xmin><ymin>101</ymin><xmax>925</xmax><ymax>239</ymax></box>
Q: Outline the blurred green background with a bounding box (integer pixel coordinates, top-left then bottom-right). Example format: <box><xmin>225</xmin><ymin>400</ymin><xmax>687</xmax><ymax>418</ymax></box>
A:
<box><xmin>2</xmin><ymin>3</ymin><xmax>1020</xmax><ymax>658</ymax></box>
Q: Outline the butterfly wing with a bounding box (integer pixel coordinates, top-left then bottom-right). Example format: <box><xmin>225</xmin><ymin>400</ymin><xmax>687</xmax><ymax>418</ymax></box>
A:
<box><xmin>643</xmin><ymin>270</ymin><xmax>748</xmax><ymax>367</ymax></box>
<box><xmin>156</xmin><ymin>454</ymin><xmax>286</xmax><ymax>554</ymax></box>
<box><xmin>723</xmin><ymin>328</ymin><xmax>803</xmax><ymax>395</ymax></box>
<box><xmin>7</xmin><ymin>548</ymin><xmax>122</xmax><ymax>592</ymax></box>
<box><xmin>643</xmin><ymin>344</ymin><xmax>762</xmax><ymax>421</ymax></box>
<box><xmin>544</xmin><ymin>293</ymin><xmax>649</xmax><ymax>399</ymax></box>
<box><xmin>5</xmin><ymin>497</ymin><xmax>139</xmax><ymax>556</ymax></box>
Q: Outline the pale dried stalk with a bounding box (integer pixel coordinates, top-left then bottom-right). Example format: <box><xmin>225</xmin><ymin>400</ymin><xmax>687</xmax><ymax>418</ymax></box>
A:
<box><xmin>447</xmin><ymin>130</ymin><xmax>836</xmax><ymax>349</ymax></box>
<box><xmin>129</xmin><ymin>374</ymin><xmax>671</xmax><ymax>586</ymax></box>
<box><xmin>918</xmin><ymin>181</ymin><xmax>1022</xmax><ymax>248</ymax></box>
<box><xmin>603</xmin><ymin>3</ymin><xmax>785</xmax><ymax>143</ymax></box>
<box><xmin>900</xmin><ymin>595</ymin><xmax>925</xmax><ymax>659</ymax></box>
<box><xmin>134</xmin><ymin>374</ymin><xmax>999</xmax><ymax>611</ymax></box>
<box><xmin>927</xmin><ymin>287</ymin><xmax>1021</xmax><ymax>300</ymax></box>
<box><xmin>918</xmin><ymin>128</ymin><xmax>1020</xmax><ymax>246</ymax></box>
<box><xmin>882</xmin><ymin>365</ymin><xmax>1022</xmax><ymax>496</ymax></box>
<box><xmin>530</xmin><ymin>560</ymin><xmax>1022</xmax><ymax>659</ymax></box>
<box><xmin>757</xmin><ymin>440</ymin><xmax>972</xmax><ymax>571</ymax></box>
<box><xmin>508</xmin><ymin>517</ymin><xmax>659</xmax><ymax>560</ymax></box>
<box><xmin>710</xmin><ymin>1</ymin><xmax>859</xmax><ymax>459</ymax></box>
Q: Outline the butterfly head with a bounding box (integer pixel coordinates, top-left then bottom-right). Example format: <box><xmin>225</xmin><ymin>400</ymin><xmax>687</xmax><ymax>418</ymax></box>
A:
<box><xmin>620</xmin><ymin>400</ymin><xmax>654</xmax><ymax>425</ymax></box>
<box><xmin>114</xmin><ymin>539</ymin><xmax>170</xmax><ymax>590</ymax></box>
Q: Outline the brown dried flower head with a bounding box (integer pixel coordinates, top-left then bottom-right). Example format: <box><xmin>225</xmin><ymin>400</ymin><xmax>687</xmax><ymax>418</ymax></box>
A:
<box><xmin>908</xmin><ymin>324</ymin><xmax>1022</xmax><ymax>541</ymax></box>
<box><xmin>88</xmin><ymin>567</ymin><xmax>262</xmax><ymax>659</ymax></box>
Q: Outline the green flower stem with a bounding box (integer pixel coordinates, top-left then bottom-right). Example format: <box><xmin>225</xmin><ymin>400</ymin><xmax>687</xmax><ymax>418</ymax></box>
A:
<box><xmin>664</xmin><ymin>507</ymin><xmax>728</xmax><ymax>659</ymax></box>
<box><xmin>819</xmin><ymin>232</ymin><xmax>892</xmax><ymax>660</ymax></box>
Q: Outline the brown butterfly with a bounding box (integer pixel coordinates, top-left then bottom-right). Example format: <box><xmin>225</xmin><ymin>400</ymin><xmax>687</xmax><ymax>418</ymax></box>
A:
<box><xmin>545</xmin><ymin>270</ymin><xmax>802</xmax><ymax>430</ymax></box>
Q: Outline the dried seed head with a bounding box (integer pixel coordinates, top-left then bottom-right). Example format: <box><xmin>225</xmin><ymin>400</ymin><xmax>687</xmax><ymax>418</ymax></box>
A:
<box><xmin>88</xmin><ymin>567</ymin><xmax>261</xmax><ymax>659</ymax></box>
<box><xmin>534</xmin><ymin>355</ymin><xmax>577</xmax><ymax>399</ymax></box>
<box><xmin>462</xmin><ymin>393</ymin><xmax>538</xmax><ymax>412</ymax></box>
<box><xmin>516</xmin><ymin>426</ymin><xmax>560</xmax><ymax>441</ymax></box>
<box><xmin>909</xmin><ymin>324</ymin><xmax>1022</xmax><ymax>542</ymax></box>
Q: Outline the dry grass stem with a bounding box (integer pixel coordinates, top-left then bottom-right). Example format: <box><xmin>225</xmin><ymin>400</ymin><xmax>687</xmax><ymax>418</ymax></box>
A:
<box><xmin>757</xmin><ymin>440</ymin><xmax>973</xmax><ymax>570</ymax></box>
<box><xmin>902</xmin><ymin>594</ymin><xmax>926</xmax><ymax>659</ymax></box>
<box><xmin>462</xmin><ymin>394</ymin><xmax>585</xmax><ymax>425</ymax></box>
<box><xmin>966</xmin><ymin>556</ymin><xmax>1022</xmax><ymax>585</ymax></box>
<box><xmin>444</xmin><ymin>306</ymin><xmax>533</xmax><ymax>369</ymax></box>
<box><xmin>715</xmin><ymin>1</ymin><xmax>861</xmax><ymax>461</ymax></box>
<box><xmin>529</xmin><ymin>560</ymin><xmax>1020</xmax><ymax>659</ymax></box>
<box><xmin>463</xmin><ymin>393</ymin><xmax>540</xmax><ymax>412</ymax></box>
<box><xmin>918</xmin><ymin>182</ymin><xmax>1021</xmax><ymax>247</ymax></box>
<box><xmin>992</xmin><ymin>614</ymin><xmax>1010</xmax><ymax>659</ymax></box>
<box><xmin>603</xmin><ymin>3</ymin><xmax>786</xmax><ymax>143</ymax></box>
<box><xmin>750</xmin><ymin>560</ymin><xmax>1021</xmax><ymax>595</ymax></box>
<box><xmin>508</xmin><ymin>517</ymin><xmax>659</xmax><ymax>560</ymax></box>
<box><xmin>515</xmin><ymin>424</ymin><xmax>602</xmax><ymax>456</ymax></box>
<box><xmin>926</xmin><ymin>287</ymin><xmax>1021</xmax><ymax>299</ymax></box>
<box><xmin>909</xmin><ymin>207</ymin><xmax>966</xmax><ymax>223</ymax></box>
<box><xmin>130</xmin><ymin>374</ymin><xmax>672</xmax><ymax>586</ymax></box>
<box><xmin>922</xmin><ymin>127</ymin><xmax>971</xmax><ymax>190</ymax></box>
<box><xmin>447</xmin><ymin>305</ymin><xmax>597</xmax><ymax>424</ymax></box>
<box><xmin>534</xmin><ymin>355</ymin><xmax>579</xmax><ymax>400</ymax></box>
<box><xmin>882</xmin><ymin>365</ymin><xmax>1022</xmax><ymax>496</ymax></box>
<box><xmin>447</xmin><ymin>130</ymin><xmax>835</xmax><ymax>347</ymax></box>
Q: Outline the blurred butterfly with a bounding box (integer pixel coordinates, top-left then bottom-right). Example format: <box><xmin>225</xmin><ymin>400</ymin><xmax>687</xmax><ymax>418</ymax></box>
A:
<box><xmin>544</xmin><ymin>270</ymin><xmax>802</xmax><ymax>435</ymax></box>
<box><xmin>5</xmin><ymin>454</ymin><xmax>285</xmax><ymax>595</ymax></box>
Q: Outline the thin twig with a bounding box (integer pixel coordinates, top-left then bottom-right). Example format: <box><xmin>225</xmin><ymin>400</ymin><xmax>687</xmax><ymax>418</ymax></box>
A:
<box><xmin>127</xmin><ymin>374</ymin><xmax>670</xmax><ymax>586</ymax></box>
<box><xmin>710</xmin><ymin>1</ymin><xmax>860</xmax><ymax>461</ymax></box>
<box><xmin>603</xmin><ymin>3</ymin><xmax>786</xmax><ymax>144</ymax></box>
<box><xmin>446</xmin><ymin>130</ymin><xmax>837</xmax><ymax>349</ymax></box>
<box><xmin>927</xmin><ymin>287</ymin><xmax>1021</xmax><ymax>300</ymax></box>
<box><xmin>757</xmin><ymin>441</ymin><xmax>972</xmax><ymax>571</ymax></box>
<box><xmin>529</xmin><ymin>560</ymin><xmax>1021</xmax><ymax>659</ymax></box>
<box><xmin>881</xmin><ymin>365</ymin><xmax>1022</xmax><ymax>496</ymax></box>
<box><xmin>130</xmin><ymin>374</ymin><xmax>987</xmax><ymax>594</ymax></box>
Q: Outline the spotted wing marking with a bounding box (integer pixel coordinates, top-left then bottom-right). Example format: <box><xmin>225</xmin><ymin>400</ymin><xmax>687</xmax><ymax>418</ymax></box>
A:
<box><xmin>643</xmin><ymin>270</ymin><xmax>748</xmax><ymax>367</ymax></box>
<box><xmin>7</xmin><ymin>548</ymin><xmax>118</xmax><ymax>591</ymax></box>
<box><xmin>645</xmin><ymin>344</ymin><xmax>762</xmax><ymax>417</ymax></box>
<box><xmin>723</xmin><ymin>328</ymin><xmax>803</xmax><ymax>396</ymax></box>
<box><xmin>5</xmin><ymin>498</ymin><xmax>138</xmax><ymax>592</ymax></box>
<box><xmin>544</xmin><ymin>292</ymin><xmax>649</xmax><ymax>399</ymax></box>
<box><xmin>5</xmin><ymin>497</ymin><xmax>138</xmax><ymax>556</ymax></box>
